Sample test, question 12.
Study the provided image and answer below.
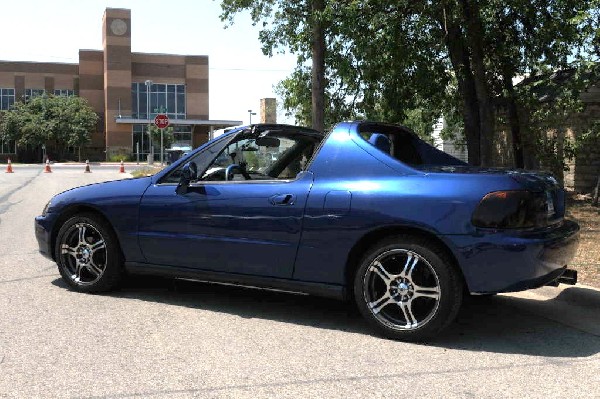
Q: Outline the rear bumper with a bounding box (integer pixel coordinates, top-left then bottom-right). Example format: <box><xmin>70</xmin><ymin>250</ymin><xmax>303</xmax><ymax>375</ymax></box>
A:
<box><xmin>445</xmin><ymin>219</ymin><xmax>580</xmax><ymax>294</ymax></box>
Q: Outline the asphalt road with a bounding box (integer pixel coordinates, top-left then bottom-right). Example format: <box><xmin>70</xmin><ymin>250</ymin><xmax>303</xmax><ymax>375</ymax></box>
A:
<box><xmin>0</xmin><ymin>165</ymin><xmax>599</xmax><ymax>398</ymax></box>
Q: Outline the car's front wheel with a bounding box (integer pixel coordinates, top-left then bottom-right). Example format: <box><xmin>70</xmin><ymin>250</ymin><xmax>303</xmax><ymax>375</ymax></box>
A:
<box><xmin>354</xmin><ymin>235</ymin><xmax>463</xmax><ymax>341</ymax></box>
<box><xmin>55</xmin><ymin>213</ymin><xmax>123</xmax><ymax>293</ymax></box>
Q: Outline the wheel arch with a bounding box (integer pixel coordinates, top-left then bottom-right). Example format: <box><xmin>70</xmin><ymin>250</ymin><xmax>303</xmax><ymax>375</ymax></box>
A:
<box><xmin>344</xmin><ymin>225</ymin><xmax>468</xmax><ymax>298</ymax></box>
<box><xmin>50</xmin><ymin>205</ymin><xmax>122</xmax><ymax>261</ymax></box>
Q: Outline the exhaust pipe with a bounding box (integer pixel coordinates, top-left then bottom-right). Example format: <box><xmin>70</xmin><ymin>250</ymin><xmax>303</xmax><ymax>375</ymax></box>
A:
<box><xmin>557</xmin><ymin>268</ymin><xmax>578</xmax><ymax>285</ymax></box>
<box><xmin>546</xmin><ymin>268</ymin><xmax>578</xmax><ymax>287</ymax></box>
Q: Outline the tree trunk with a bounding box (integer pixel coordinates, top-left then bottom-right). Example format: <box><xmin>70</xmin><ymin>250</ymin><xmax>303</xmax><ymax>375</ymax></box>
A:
<box><xmin>501</xmin><ymin>69</ymin><xmax>524</xmax><ymax>168</ymax></box>
<box><xmin>555</xmin><ymin>128</ymin><xmax>566</xmax><ymax>186</ymax></box>
<box><xmin>442</xmin><ymin>16</ymin><xmax>481</xmax><ymax>166</ymax></box>
<box><xmin>592</xmin><ymin>174</ymin><xmax>600</xmax><ymax>207</ymax></box>
<box><xmin>520</xmin><ymin>111</ymin><xmax>539</xmax><ymax>169</ymax></box>
<box><xmin>311</xmin><ymin>0</ymin><xmax>325</xmax><ymax>133</ymax></box>
<box><xmin>460</xmin><ymin>0</ymin><xmax>495</xmax><ymax>167</ymax></box>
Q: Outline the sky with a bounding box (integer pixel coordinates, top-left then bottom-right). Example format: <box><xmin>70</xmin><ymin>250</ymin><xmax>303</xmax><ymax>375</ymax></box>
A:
<box><xmin>1</xmin><ymin>0</ymin><xmax>297</xmax><ymax>124</ymax></box>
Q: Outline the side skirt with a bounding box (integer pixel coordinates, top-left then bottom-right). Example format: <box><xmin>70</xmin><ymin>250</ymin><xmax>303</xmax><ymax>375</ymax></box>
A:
<box><xmin>124</xmin><ymin>262</ymin><xmax>347</xmax><ymax>300</ymax></box>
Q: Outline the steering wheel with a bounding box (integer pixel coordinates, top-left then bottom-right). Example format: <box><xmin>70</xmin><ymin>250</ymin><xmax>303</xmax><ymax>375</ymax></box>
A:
<box><xmin>225</xmin><ymin>164</ymin><xmax>252</xmax><ymax>181</ymax></box>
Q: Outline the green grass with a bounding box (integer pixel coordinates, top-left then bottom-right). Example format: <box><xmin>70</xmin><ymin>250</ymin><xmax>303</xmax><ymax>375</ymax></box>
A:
<box><xmin>107</xmin><ymin>153</ymin><xmax>134</xmax><ymax>162</ymax></box>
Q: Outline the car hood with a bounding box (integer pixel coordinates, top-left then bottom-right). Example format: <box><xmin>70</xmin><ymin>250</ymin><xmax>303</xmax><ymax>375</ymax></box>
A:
<box><xmin>56</xmin><ymin>175</ymin><xmax>151</xmax><ymax>195</ymax></box>
<box><xmin>48</xmin><ymin>176</ymin><xmax>153</xmax><ymax>212</ymax></box>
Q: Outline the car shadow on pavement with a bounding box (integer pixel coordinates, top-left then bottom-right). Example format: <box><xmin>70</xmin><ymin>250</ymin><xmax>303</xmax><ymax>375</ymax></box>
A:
<box><xmin>551</xmin><ymin>285</ymin><xmax>600</xmax><ymax>307</ymax></box>
<box><xmin>437</xmin><ymin>291</ymin><xmax>600</xmax><ymax>357</ymax></box>
<box><xmin>52</xmin><ymin>275</ymin><xmax>371</xmax><ymax>334</ymax></box>
<box><xmin>52</xmin><ymin>277</ymin><xmax>600</xmax><ymax>357</ymax></box>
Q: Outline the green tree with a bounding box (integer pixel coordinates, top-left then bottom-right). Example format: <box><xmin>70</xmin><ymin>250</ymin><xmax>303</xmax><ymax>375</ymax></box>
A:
<box><xmin>0</xmin><ymin>95</ymin><xmax>98</xmax><ymax>159</ymax></box>
<box><xmin>1</xmin><ymin>100</ymin><xmax>48</xmax><ymax>147</ymax></box>
<box><xmin>220</xmin><ymin>0</ymin><xmax>328</xmax><ymax>132</ymax></box>
<box><xmin>146</xmin><ymin>125</ymin><xmax>175</xmax><ymax>149</ymax></box>
<box><xmin>326</xmin><ymin>0</ymin><xmax>598</xmax><ymax>166</ymax></box>
<box><xmin>221</xmin><ymin>0</ymin><xmax>599</xmax><ymax>167</ymax></box>
<box><xmin>460</xmin><ymin>0</ymin><xmax>598</xmax><ymax>167</ymax></box>
<box><xmin>220</xmin><ymin>1</ymin><xmax>461</xmax><ymax>146</ymax></box>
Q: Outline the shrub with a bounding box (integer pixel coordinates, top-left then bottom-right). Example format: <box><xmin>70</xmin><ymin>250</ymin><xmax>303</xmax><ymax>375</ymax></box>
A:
<box><xmin>107</xmin><ymin>152</ymin><xmax>133</xmax><ymax>162</ymax></box>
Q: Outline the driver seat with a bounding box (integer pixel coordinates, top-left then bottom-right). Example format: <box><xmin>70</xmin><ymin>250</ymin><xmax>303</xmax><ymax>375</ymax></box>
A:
<box><xmin>368</xmin><ymin>133</ymin><xmax>391</xmax><ymax>154</ymax></box>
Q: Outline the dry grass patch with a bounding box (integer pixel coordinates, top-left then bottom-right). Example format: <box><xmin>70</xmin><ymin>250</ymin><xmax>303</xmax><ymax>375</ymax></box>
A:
<box><xmin>566</xmin><ymin>196</ymin><xmax>600</xmax><ymax>288</ymax></box>
<box><xmin>130</xmin><ymin>165</ymin><xmax>165</xmax><ymax>178</ymax></box>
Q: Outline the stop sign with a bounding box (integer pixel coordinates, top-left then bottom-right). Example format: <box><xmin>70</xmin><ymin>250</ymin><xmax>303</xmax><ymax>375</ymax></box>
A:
<box><xmin>154</xmin><ymin>114</ymin><xmax>170</xmax><ymax>129</ymax></box>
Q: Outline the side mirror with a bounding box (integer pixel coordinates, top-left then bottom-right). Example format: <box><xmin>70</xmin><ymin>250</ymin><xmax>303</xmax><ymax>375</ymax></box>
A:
<box><xmin>176</xmin><ymin>162</ymin><xmax>197</xmax><ymax>195</ymax></box>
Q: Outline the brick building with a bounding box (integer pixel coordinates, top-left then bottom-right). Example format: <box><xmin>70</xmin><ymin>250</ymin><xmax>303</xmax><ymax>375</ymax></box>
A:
<box><xmin>0</xmin><ymin>8</ymin><xmax>241</xmax><ymax>162</ymax></box>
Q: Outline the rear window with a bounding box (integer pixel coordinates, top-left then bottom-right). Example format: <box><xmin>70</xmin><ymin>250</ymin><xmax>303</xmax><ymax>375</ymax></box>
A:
<box><xmin>359</xmin><ymin>123</ymin><xmax>465</xmax><ymax>166</ymax></box>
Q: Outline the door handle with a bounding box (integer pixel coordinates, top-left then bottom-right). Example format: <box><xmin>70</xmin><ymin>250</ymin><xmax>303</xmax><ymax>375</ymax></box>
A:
<box><xmin>269</xmin><ymin>194</ymin><xmax>296</xmax><ymax>206</ymax></box>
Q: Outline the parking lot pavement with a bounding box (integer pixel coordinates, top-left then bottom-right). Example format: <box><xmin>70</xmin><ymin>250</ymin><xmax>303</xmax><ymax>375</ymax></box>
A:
<box><xmin>0</xmin><ymin>167</ymin><xmax>599</xmax><ymax>398</ymax></box>
<box><xmin>0</xmin><ymin>166</ymin><xmax>42</xmax><ymax>215</ymax></box>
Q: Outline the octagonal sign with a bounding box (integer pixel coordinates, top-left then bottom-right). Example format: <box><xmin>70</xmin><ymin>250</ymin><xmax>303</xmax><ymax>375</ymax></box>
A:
<box><xmin>154</xmin><ymin>114</ymin><xmax>170</xmax><ymax>129</ymax></box>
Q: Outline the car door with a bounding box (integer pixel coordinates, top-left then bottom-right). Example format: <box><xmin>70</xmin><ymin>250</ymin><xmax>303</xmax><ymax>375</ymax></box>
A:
<box><xmin>137</xmin><ymin>130</ymin><xmax>318</xmax><ymax>279</ymax></box>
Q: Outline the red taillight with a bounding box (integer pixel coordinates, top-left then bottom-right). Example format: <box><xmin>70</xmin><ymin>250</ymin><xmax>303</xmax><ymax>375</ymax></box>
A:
<box><xmin>472</xmin><ymin>190</ymin><xmax>550</xmax><ymax>229</ymax></box>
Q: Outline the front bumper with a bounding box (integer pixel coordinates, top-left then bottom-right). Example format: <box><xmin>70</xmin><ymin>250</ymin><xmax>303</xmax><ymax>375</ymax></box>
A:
<box><xmin>446</xmin><ymin>219</ymin><xmax>580</xmax><ymax>294</ymax></box>
<box><xmin>35</xmin><ymin>214</ymin><xmax>55</xmax><ymax>260</ymax></box>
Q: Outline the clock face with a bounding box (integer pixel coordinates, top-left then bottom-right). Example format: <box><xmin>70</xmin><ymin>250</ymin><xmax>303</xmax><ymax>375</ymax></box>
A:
<box><xmin>110</xmin><ymin>19</ymin><xmax>127</xmax><ymax>36</ymax></box>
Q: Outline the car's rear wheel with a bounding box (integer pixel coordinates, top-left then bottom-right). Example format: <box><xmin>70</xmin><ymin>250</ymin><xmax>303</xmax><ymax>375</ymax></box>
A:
<box><xmin>354</xmin><ymin>235</ymin><xmax>463</xmax><ymax>341</ymax></box>
<box><xmin>55</xmin><ymin>213</ymin><xmax>123</xmax><ymax>293</ymax></box>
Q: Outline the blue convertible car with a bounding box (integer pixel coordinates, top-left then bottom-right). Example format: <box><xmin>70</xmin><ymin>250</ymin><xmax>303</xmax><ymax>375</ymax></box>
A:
<box><xmin>35</xmin><ymin>122</ymin><xmax>579</xmax><ymax>341</ymax></box>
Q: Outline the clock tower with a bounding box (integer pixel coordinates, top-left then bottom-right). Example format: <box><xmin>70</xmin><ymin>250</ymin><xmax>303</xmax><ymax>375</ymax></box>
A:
<box><xmin>102</xmin><ymin>8</ymin><xmax>132</xmax><ymax>155</ymax></box>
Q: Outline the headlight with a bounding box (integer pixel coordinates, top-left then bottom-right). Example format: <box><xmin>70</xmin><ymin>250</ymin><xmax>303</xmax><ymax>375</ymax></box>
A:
<box><xmin>472</xmin><ymin>190</ymin><xmax>551</xmax><ymax>229</ymax></box>
<box><xmin>41</xmin><ymin>200</ymin><xmax>51</xmax><ymax>216</ymax></box>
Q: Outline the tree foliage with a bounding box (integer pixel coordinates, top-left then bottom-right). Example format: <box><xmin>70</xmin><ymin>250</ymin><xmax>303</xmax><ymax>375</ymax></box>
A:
<box><xmin>515</xmin><ymin>66</ymin><xmax>595</xmax><ymax>174</ymax></box>
<box><xmin>146</xmin><ymin>124</ymin><xmax>175</xmax><ymax>148</ymax></box>
<box><xmin>0</xmin><ymin>95</ymin><xmax>98</xmax><ymax>149</ymax></box>
<box><xmin>221</xmin><ymin>0</ymin><xmax>327</xmax><ymax>132</ymax></box>
<box><xmin>461</xmin><ymin>0</ymin><xmax>598</xmax><ymax>167</ymax></box>
<box><xmin>221</xmin><ymin>0</ymin><xmax>600</xmax><ymax>167</ymax></box>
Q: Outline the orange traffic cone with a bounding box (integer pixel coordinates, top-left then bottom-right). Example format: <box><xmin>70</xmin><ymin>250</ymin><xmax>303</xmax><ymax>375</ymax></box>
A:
<box><xmin>119</xmin><ymin>160</ymin><xmax>125</xmax><ymax>173</ymax></box>
<box><xmin>44</xmin><ymin>159</ymin><xmax>52</xmax><ymax>173</ymax></box>
<box><xmin>5</xmin><ymin>158</ymin><xmax>14</xmax><ymax>173</ymax></box>
<box><xmin>84</xmin><ymin>160</ymin><xmax>91</xmax><ymax>173</ymax></box>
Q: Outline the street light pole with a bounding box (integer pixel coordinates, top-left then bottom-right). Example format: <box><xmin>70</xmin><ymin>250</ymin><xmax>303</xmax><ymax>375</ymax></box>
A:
<box><xmin>248</xmin><ymin>109</ymin><xmax>256</xmax><ymax>124</ymax></box>
<box><xmin>145</xmin><ymin>80</ymin><xmax>153</xmax><ymax>163</ymax></box>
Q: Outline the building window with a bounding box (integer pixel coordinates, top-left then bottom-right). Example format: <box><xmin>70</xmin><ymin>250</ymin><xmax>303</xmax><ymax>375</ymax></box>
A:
<box><xmin>25</xmin><ymin>89</ymin><xmax>45</xmax><ymax>101</ymax></box>
<box><xmin>54</xmin><ymin>89</ymin><xmax>75</xmax><ymax>97</ymax></box>
<box><xmin>132</xmin><ymin>124</ymin><xmax>147</xmax><ymax>157</ymax></box>
<box><xmin>0</xmin><ymin>138</ymin><xmax>16</xmax><ymax>155</ymax></box>
<box><xmin>171</xmin><ymin>126</ymin><xmax>192</xmax><ymax>151</ymax></box>
<box><xmin>131</xmin><ymin>83</ymin><xmax>186</xmax><ymax>120</ymax></box>
<box><xmin>0</xmin><ymin>88</ymin><xmax>15</xmax><ymax>110</ymax></box>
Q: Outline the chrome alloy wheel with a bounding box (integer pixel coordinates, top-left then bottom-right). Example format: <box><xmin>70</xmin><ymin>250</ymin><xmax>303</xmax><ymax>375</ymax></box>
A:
<box><xmin>59</xmin><ymin>222</ymin><xmax>107</xmax><ymax>286</ymax></box>
<box><xmin>363</xmin><ymin>249</ymin><xmax>441</xmax><ymax>331</ymax></box>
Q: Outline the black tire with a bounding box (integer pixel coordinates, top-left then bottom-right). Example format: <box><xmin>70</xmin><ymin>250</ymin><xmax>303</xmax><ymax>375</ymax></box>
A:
<box><xmin>55</xmin><ymin>213</ymin><xmax>123</xmax><ymax>293</ymax></box>
<box><xmin>353</xmin><ymin>235</ymin><xmax>463</xmax><ymax>341</ymax></box>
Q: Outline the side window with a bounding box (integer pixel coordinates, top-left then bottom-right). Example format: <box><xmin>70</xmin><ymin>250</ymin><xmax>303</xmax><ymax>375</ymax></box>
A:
<box><xmin>200</xmin><ymin>135</ymin><xmax>318</xmax><ymax>182</ymax></box>
<box><xmin>275</xmin><ymin>142</ymin><xmax>315</xmax><ymax>179</ymax></box>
